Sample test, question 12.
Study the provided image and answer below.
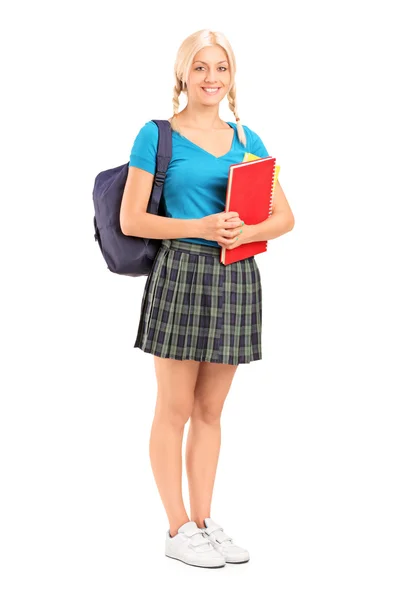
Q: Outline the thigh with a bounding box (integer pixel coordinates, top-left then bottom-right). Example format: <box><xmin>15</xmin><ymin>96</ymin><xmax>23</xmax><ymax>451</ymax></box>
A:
<box><xmin>153</xmin><ymin>356</ymin><xmax>201</xmax><ymax>424</ymax></box>
<box><xmin>192</xmin><ymin>362</ymin><xmax>239</xmax><ymax>421</ymax></box>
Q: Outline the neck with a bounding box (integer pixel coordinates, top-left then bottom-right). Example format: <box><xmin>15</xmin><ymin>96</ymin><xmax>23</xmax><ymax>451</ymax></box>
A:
<box><xmin>176</xmin><ymin>105</ymin><xmax>224</xmax><ymax>130</ymax></box>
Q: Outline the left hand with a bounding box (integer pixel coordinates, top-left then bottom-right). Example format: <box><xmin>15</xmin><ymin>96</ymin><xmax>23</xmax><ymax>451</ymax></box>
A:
<box><xmin>218</xmin><ymin>216</ymin><xmax>252</xmax><ymax>250</ymax></box>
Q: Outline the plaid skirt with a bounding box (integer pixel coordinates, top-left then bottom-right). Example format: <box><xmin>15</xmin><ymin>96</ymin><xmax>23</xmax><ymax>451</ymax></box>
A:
<box><xmin>134</xmin><ymin>239</ymin><xmax>263</xmax><ymax>365</ymax></box>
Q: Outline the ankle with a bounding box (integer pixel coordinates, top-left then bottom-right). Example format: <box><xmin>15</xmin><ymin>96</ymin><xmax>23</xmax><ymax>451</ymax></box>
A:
<box><xmin>191</xmin><ymin>516</ymin><xmax>208</xmax><ymax>529</ymax></box>
<box><xmin>169</xmin><ymin>517</ymin><xmax>191</xmax><ymax>538</ymax></box>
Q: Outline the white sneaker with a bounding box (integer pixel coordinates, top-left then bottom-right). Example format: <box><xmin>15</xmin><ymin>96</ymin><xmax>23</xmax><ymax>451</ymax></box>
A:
<box><xmin>202</xmin><ymin>517</ymin><xmax>250</xmax><ymax>564</ymax></box>
<box><xmin>165</xmin><ymin>520</ymin><xmax>226</xmax><ymax>568</ymax></box>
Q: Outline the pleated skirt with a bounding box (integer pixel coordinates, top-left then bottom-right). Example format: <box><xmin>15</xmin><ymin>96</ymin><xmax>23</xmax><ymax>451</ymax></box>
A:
<box><xmin>133</xmin><ymin>239</ymin><xmax>263</xmax><ymax>365</ymax></box>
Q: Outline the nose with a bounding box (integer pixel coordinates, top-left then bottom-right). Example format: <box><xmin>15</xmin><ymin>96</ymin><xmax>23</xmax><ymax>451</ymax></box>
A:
<box><xmin>204</xmin><ymin>69</ymin><xmax>219</xmax><ymax>84</ymax></box>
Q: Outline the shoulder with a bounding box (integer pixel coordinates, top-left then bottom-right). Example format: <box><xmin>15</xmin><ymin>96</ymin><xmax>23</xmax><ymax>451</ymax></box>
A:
<box><xmin>241</xmin><ymin>123</ymin><xmax>259</xmax><ymax>142</ymax></box>
<box><xmin>240</xmin><ymin>123</ymin><xmax>269</xmax><ymax>157</ymax></box>
<box><xmin>134</xmin><ymin>120</ymin><xmax>158</xmax><ymax>141</ymax></box>
<box><xmin>226</xmin><ymin>121</ymin><xmax>252</xmax><ymax>134</ymax></box>
<box><xmin>129</xmin><ymin>121</ymin><xmax>159</xmax><ymax>172</ymax></box>
<box><xmin>130</xmin><ymin>120</ymin><xmax>158</xmax><ymax>154</ymax></box>
<box><xmin>226</xmin><ymin>121</ymin><xmax>260</xmax><ymax>141</ymax></box>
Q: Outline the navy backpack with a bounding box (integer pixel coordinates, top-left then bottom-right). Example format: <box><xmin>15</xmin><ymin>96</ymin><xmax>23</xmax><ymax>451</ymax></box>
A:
<box><xmin>93</xmin><ymin>119</ymin><xmax>172</xmax><ymax>277</ymax></box>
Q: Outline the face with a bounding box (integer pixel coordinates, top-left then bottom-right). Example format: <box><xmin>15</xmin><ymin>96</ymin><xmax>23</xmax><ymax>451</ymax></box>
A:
<box><xmin>186</xmin><ymin>45</ymin><xmax>231</xmax><ymax>106</ymax></box>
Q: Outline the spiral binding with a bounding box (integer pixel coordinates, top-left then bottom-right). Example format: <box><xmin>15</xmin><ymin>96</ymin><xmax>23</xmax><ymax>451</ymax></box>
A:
<box><xmin>266</xmin><ymin>157</ymin><xmax>277</xmax><ymax>251</ymax></box>
<box><xmin>268</xmin><ymin>158</ymin><xmax>276</xmax><ymax>218</ymax></box>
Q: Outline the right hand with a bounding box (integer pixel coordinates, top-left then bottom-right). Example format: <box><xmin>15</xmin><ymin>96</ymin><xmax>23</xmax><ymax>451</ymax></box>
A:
<box><xmin>199</xmin><ymin>211</ymin><xmax>243</xmax><ymax>246</ymax></box>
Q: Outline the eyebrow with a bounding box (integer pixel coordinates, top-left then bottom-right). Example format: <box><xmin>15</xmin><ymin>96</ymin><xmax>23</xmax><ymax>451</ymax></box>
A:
<box><xmin>193</xmin><ymin>60</ymin><xmax>228</xmax><ymax>65</ymax></box>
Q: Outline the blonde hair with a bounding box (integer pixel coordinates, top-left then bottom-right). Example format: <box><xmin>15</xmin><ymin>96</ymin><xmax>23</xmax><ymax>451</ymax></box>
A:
<box><xmin>170</xmin><ymin>29</ymin><xmax>247</xmax><ymax>147</ymax></box>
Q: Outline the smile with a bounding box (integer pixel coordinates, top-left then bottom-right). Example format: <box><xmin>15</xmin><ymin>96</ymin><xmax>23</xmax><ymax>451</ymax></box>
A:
<box><xmin>201</xmin><ymin>87</ymin><xmax>221</xmax><ymax>95</ymax></box>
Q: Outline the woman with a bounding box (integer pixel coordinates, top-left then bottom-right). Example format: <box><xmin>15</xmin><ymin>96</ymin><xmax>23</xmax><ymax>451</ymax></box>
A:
<box><xmin>120</xmin><ymin>29</ymin><xmax>295</xmax><ymax>569</ymax></box>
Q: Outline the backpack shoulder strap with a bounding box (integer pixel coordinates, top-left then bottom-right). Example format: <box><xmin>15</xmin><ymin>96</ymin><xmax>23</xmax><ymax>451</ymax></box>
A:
<box><xmin>147</xmin><ymin>119</ymin><xmax>172</xmax><ymax>215</ymax></box>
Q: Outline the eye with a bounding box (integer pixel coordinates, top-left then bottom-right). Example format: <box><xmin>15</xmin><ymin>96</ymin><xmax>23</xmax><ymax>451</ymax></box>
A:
<box><xmin>195</xmin><ymin>66</ymin><xmax>228</xmax><ymax>71</ymax></box>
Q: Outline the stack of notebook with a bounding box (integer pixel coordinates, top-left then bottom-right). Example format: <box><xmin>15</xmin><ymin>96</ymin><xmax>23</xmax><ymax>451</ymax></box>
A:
<box><xmin>220</xmin><ymin>152</ymin><xmax>280</xmax><ymax>265</ymax></box>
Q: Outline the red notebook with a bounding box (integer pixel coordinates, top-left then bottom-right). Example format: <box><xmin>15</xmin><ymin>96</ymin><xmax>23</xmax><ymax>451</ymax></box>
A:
<box><xmin>220</xmin><ymin>156</ymin><xmax>276</xmax><ymax>265</ymax></box>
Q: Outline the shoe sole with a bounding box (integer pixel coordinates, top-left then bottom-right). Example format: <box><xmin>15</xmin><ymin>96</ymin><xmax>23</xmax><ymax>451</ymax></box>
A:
<box><xmin>225</xmin><ymin>558</ymin><xmax>250</xmax><ymax>564</ymax></box>
<box><xmin>204</xmin><ymin>534</ymin><xmax>250</xmax><ymax>564</ymax></box>
<box><xmin>165</xmin><ymin>554</ymin><xmax>225</xmax><ymax>568</ymax></box>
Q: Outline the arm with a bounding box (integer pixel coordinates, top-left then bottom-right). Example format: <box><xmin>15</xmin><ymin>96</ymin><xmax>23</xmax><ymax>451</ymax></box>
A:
<box><xmin>247</xmin><ymin>180</ymin><xmax>295</xmax><ymax>242</ymax></box>
<box><xmin>120</xmin><ymin>166</ymin><xmax>202</xmax><ymax>239</ymax></box>
<box><xmin>242</xmin><ymin>127</ymin><xmax>294</xmax><ymax>242</ymax></box>
<box><xmin>123</xmin><ymin>212</ymin><xmax>202</xmax><ymax>240</ymax></box>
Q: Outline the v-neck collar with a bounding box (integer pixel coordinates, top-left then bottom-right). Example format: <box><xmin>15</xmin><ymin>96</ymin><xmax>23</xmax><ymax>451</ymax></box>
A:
<box><xmin>175</xmin><ymin>122</ymin><xmax>236</xmax><ymax>159</ymax></box>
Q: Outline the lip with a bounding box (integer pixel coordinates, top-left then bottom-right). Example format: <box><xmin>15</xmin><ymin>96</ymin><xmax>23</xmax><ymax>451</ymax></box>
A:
<box><xmin>201</xmin><ymin>87</ymin><xmax>221</xmax><ymax>90</ymax></box>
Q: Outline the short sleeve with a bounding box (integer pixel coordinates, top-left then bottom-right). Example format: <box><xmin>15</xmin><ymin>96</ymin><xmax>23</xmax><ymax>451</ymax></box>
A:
<box><xmin>129</xmin><ymin>121</ymin><xmax>158</xmax><ymax>174</ymax></box>
<box><xmin>243</xmin><ymin>125</ymin><xmax>269</xmax><ymax>158</ymax></box>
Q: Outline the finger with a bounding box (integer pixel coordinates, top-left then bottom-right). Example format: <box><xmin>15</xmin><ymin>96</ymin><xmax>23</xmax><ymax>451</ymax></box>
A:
<box><xmin>221</xmin><ymin>233</ymin><xmax>236</xmax><ymax>244</ymax></box>
<box><xmin>225</xmin><ymin>220</ymin><xmax>242</xmax><ymax>229</ymax></box>
<box><xmin>225</xmin><ymin>226</ymin><xmax>242</xmax><ymax>236</ymax></box>
<box><xmin>225</xmin><ymin>219</ymin><xmax>244</xmax><ymax>227</ymax></box>
<box><xmin>221</xmin><ymin>229</ymin><xmax>236</xmax><ymax>239</ymax></box>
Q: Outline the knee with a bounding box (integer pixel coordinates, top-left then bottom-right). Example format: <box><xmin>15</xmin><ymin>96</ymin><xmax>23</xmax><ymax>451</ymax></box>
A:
<box><xmin>191</xmin><ymin>402</ymin><xmax>222</xmax><ymax>426</ymax></box>
<box><xmin>155</xmin><ymin>398</ymin><xmax>193</xmax><ymax>429</ymax></box>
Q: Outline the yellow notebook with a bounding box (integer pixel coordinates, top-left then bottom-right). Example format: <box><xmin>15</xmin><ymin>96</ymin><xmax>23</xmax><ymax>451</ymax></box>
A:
<box><xmin>243</xmin><ymin>152</ymin><xmax>280</xmax><ymax>195</ymax></box>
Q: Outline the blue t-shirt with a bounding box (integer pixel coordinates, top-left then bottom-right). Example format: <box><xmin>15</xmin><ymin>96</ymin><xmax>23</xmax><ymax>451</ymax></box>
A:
<box><xmin>129</xmin><ymin>120</ymin><xmax>269</xmax><ymax>247</ymax></box>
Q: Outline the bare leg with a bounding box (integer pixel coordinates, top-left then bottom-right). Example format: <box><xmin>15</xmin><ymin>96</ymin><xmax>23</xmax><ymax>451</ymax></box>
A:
<box><xmin>150</xmin><ymin>356</ymin><xmax>200</xmax><ymax>537</ymax></box>
<box><xmin>185</xmin><ymin>362</ymin><xmax>239</xmax><ymax>528</ymax></box>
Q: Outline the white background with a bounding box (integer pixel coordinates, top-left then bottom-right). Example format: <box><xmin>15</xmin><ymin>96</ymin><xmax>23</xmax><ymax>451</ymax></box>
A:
<box><xmin>2</xmin><ymin>0</ymin><xmax>399</xmax><ymax>598</ymax></box>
